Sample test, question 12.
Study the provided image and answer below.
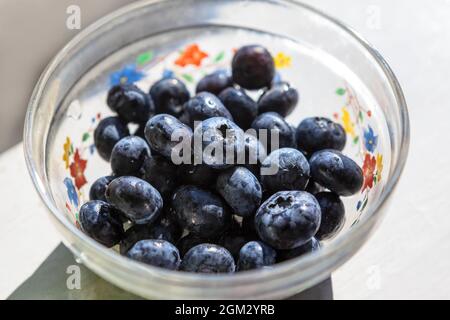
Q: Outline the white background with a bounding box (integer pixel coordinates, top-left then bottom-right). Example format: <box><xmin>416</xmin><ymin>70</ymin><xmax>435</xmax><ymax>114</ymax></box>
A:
<box><xmin>307</xmin><ymin>0</ymin><xmax>450</xmax><ymax>299</ymax></box>
<box><xmin>1</xmin><ymin>0</ymin><xmax>450</xmax><ymax>299</ymax></box>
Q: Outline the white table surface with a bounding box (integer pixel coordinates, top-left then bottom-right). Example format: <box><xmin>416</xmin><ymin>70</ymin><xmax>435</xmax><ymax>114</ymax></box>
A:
<box><xmin>2</xmin><ymin>0</ymin><xmax>450</xmax><ymax>299</ymax></box>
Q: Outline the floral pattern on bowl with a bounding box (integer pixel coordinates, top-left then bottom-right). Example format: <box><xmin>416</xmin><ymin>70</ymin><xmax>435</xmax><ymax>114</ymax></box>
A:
<box><xmin>60</xmin><ymin>43</ymin><xmax>384</xmax><ymax>230</ymax></box>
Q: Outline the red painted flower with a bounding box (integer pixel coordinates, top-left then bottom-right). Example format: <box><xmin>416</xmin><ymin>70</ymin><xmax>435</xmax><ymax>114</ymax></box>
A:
<box><xmin>175</xmin><ymin>44</ymin><xmax>208</xmax><ymax>67</ymax></box>
<box><xmin>70</xmin><ymin>149</ymin><xmax>88</xmax><ymax>189</ymax></box>
<box><xmin>362</xmin><ymin>153</ymin><xmax>376</xmax><ymax>191</ymax></box>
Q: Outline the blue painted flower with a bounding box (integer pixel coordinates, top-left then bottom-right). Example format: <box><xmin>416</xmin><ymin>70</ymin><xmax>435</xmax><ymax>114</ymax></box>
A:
<box><xmin>89</xmin><ymin>144</ymin><xmax>96</xmax><ymax>155</ymax></box>
<box><xmin>64</xmin><ymin>177</ymin><xmax>79</xmax><ymax>207</ymax></box>
<box><xmin>162</xmin><ymin>69</ymin><xmax>175</xmax><ymax>79</ymax></box>
<box><xmin>110</xmin><ymin>64</ymin><xmax>145</xmax><ymax>86</ymax></box>
<box><xmin>356</xmin><ymin>200</ymin><xmax>362</xmax><ymax>211</ymax></box>
<box><xmin>363</xmin><ymin>125</ymin><xmax>378</xmax><ymax>153</ymax></box>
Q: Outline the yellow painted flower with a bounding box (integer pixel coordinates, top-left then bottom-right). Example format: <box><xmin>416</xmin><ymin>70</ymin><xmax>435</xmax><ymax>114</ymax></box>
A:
<box><xmin>376</xmin><ymin>153</ymin><xmax>383</xmax><ymax>182</ymax></box>
<box><xmin>274</xmin><ymin>52</ymin><xmax>292</xmax><ymax>69</ymax></box>
<box><xmin>341</xmin><ymin>107</ymin><xmax>356</xmax><ymax>138</ymax></box>
<box><xmin>63</xmin><ymin>137</ymin><xmax>71</xmax><ymax>169</ymax></box>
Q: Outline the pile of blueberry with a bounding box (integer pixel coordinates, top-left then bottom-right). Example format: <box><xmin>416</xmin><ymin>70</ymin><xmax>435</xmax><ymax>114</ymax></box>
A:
<box><xmin>81</xmin><ymin>45</ymin><xmax>364</xmax><ymax>273</ymax></box>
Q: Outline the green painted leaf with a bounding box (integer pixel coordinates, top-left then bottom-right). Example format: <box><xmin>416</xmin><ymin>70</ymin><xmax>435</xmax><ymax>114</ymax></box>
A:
<box><xmin>358</xmin><ymin>111</ymin><xmax>364</xmax><ymax>122</ymax></box>
<box><xmin>82</xmin><ymin>132</ymin><xmax>90</xmax><ymax>142</ymax></box>
<box><xmin>353</xmin><ymin>136</ymin><xmax>359</xmax><ymax>145</ymax></box>
<box><xmin>182</xmin><ymin>74</ymin><xmax>194</xmax><ymax>83</ymax></box>
<box><xmin>136</xmin><ymin>51</ymin><xmax>154</xmax><ymax>66</ymax></box>
<box><xmin>336</xmin><ymin>88</ymin><xmax>346</xmax><ymax>96</ymax></box>
<box><xmin>70</xmin><ymin>144</ymin><xmax>74</xmax><ymax>155</ymax></box>
<box><xmin>214</xmin><ymin>51</ymin><xmax>225</xmax><ymax>62</ymax></box>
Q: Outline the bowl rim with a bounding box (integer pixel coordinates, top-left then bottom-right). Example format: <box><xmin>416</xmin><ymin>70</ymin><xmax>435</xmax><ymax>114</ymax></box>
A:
<box><xmin>23</xmin><ymin>0</ymin><xmax>410</xmax><ymax>288</ymax></box>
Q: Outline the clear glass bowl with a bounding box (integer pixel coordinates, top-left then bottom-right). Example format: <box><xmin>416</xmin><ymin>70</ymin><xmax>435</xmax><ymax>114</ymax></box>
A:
<box><xmin>24</xmin><ymin>0</ymin><xmax>409</xmax><ymax>299</ymax></box>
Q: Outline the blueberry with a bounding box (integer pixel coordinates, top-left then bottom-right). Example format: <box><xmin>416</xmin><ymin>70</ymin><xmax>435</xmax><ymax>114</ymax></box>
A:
<box><xmin>255</xmin><ymin>191</ymin><xmax>321</xmax><ymax>249</ymax></box>
<box><xmin>296</xmin><ymin>117</ymin><xmax>346</xmax><ymax>154</ymax></box>
<box><xmin>157</xmin><ymin>213</ymin><xmax>183</xmax><ymax>242</ymax></box>
<box><xmin>144</xmin><ymin>114</ymin><xmax>193</xmax><ymax>160</ymax></box>
<box><xmin>171</xmin><ymin>185</ymin><xmax>231</xmax><ymax>238</ymax></box>
<box><xmin>149</xmin><ymin>78</ymin><xmax>190</xmax><ymax>117</ymax></box>
<box><xmin>94</xmin><ymin>117</ymin><xmax>130</xmax><ymax>161</ymax></box>
<box><xmin>89</xmin><ymin>175</ymin><xmax>115</xmax><ymax>202</ymax></box>
<box><xmin>107</xmin><ymin>84</ymin><xmax>154</xmax><ymax>124</ymax></box>
<box><xmin>120</xmin><ymin>224</ymin><xmax>159</xmax><ymax>255</ymax></box>
<box><xmin>216</xmin><ymin>167</ymin><xmax>262</xmax><ymax>217</ymax></box>
<box><xmin>232</xmin><ymin>45</ymin><xmax>274</xmax><ymax>90</ymax></box>
<box><xmin>314</xmin><ymin>192</ymin><xmax>345</xmax><ymax>240</ymax></box>
<box><xmin>260</xmin><ymin>148</ymin><xmax>310</xmax><ymax>193</ymax></box>
<box><xmin>79</xmin><ymin>200</ymin><xmax>124</xmax><ymax>247</ymax></box>
<box><xmin>258</xmin><ymin>82</ymin><xmax>299</xmax><ymax>117</ymax></box>
<box><xmin>182</xmin><ymin>92</ymin><xmax>233</xmax><ymax>128</ymax></box>
<box><xmin>277</xmin><ymin>237</ymin><xmax>320</xmax><ymax>262</ymax></box>
<box><xmin>176</xmin><ymin>163</ymin><xmax>217</xmax><ymax>188</ymax></box>
<box><xmin>242</xmin><ymin>133</ymin><xmax>267</xmax><ymax>176</ymax></box>
<box><xmin>177</xmin><ymin>111</ymin><xmax>191</xmax><ymax>127</ymax></box>
<box><xmin>193</xmin><ymin>117</ymin><xmax>245</xmax><ymax>169</ymax></box>
<box><xmin>238</xmin><ymin>241</ymin><xmax>276</xmax><ymax>271</ymax></box>
<box><xmin>241</xmin><ymin>215</ymin><xmax>257</xmax><ymax>235</ymax></box>
<box><xmin>106</xmin><ymin>176</ymin><xmax>163</xmax><ymax>224</ymax></box>
<box><xmin>290</xmin><ymin>123</ymin><xmax>299</xmax><ymax>148</ymax></box>
<box><xmin>126</xmin><ymin>239</ymin><xmax>181</xmax><ymax>270</ymax></box>
<box><xmin>305</xmin><ymin>179</ymin><xmax>325</xmax><ymax>195</ymax></box>
<box><xmin>120</xmin><ymin>216</ymin><xmax>182</xmax><ymax>254</ymax></box>
<box><xmin>196</xmin><ymin>70</ymin><xmax>233</xmax><ymax>95</ymax></box>
<box><xmin>309</xmin><ymin>150</ymin><xmax>363</xmax><ymax>196</ymax></box>
<box><xmin>180</xmin><ymin>244</ymin><xmax>235</xmax><ymax>273</ymax></box>
<box><xmin>218</xmin><ymin>232</ymin><xmax>252</xmax><ymax>260</ymax></box>
<box><xmin>251</xmin><ymin>112</ymin><xmax>296</xmax><ymax>152</ymax></box>
<box><xmin>218</xmin><ymin>217</ymin><xmax>257</xmax><ymax>258</ymax></box>
<box><xmin>140</xmin><ymin>155</ymin><xmax>178</xmax><ymax>199</ymax></box>
<box><xmin>110</xmin><ymin>136</ymin><xmax>150</xmax><ymax>176</ymax></box>
<box><xmin>177</xmin><ymin>234</ymin><xmax>213</xmax><ymax>257</ymax></box>
<box><xmin>218</xmin><ymin>87</ymin><xmax>258</xmax><ymax>129</ymax></box>
<box><xmin>133</xmin><ymin>124</ymin><xmax>146</xmax><ymax>140</ymax></box>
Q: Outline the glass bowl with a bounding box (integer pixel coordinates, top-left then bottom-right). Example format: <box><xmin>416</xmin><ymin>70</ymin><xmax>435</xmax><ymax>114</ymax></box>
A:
<box><xmin>24</xmin><ymin>0</ymin><xmax>409</xmax><ymax>299</ymax></box>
